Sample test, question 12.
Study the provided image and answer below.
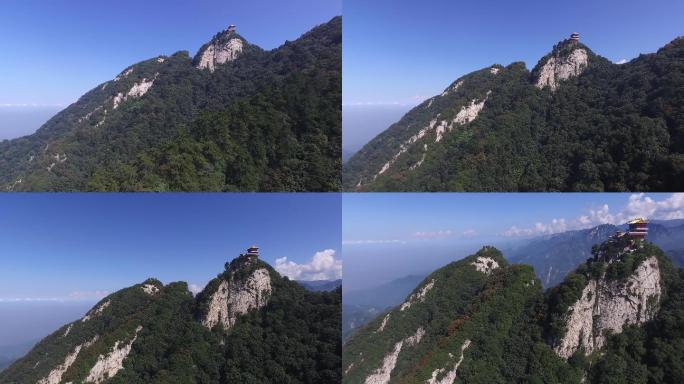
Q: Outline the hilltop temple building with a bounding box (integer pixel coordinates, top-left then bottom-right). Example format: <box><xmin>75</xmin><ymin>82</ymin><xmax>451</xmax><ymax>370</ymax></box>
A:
<box><xmin>246</xmin><ymin>245</ymin><xmax>260</xmax><ymax>257</ymax></box>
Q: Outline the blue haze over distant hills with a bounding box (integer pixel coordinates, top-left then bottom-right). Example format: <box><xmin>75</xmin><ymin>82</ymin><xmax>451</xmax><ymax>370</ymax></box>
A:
<box><xmin>0</xmin><ymin>106</ymin><xmax>61</xmax><ymax>140</ymax></box>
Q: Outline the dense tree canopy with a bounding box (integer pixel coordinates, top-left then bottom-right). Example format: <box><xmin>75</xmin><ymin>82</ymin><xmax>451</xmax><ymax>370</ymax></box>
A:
<box><xmin>0</xmin><ymin>17</ymin><xmax>341</xmax><ymax>192</ymax></box>
<box><xmin>344</xmin><ymin>37</ymin><xmax>684</xmax><ymax>192</ymax></box>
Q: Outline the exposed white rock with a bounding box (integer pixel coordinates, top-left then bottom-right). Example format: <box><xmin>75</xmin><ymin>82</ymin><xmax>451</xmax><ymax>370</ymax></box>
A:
<box><xmin>376</xmin><ymin>120</ymin><xmax>439</xmax><ymax>178</ymax></box>
<box><xmin>29</xmin><ymin>155</ymin><xmax>34</xmax><ymax>162</ymax></box>
<box><xmin>114</xmin><ymin>68</ymin><xmax>133</xmax><ymax>82</ymax></box>
<box><xmin>471</xmin><ymin>256</ymin><xmax>500</xmax><ymax>275</ymax></box>
<box><xmin>101</xmin><ymin>83</ymin><xmax>108</xmax><ymax>91</ymax></box>
<box><xmin>452</xmin><ymin>92</ymin><xmax>490</xmax><ymax>126</ymax></box>
<box><xmin>112</xmin><ymin>93</ymin><xmax>125</xmax><ymax>110</ymax></box>
<box><xmin>373</xmin><ymin>89</ymin><xmax>488</xmax><ymax>179</ymax></box>
<box><xmin>6</xmin><ymin>178</ymin><xmax>22</xmax><ymax>191</ymax></box>
<box><xmin>441</xmin><ymin>81</ymin><xmax>463</xmax><ymax>97</ymax></box>
<box><xmin>490</xmin><ymin>67</ymin><xmax>500</xmax><ymax>75</ymax></box>
<box><xmin>400</xmin><ymin>279</ymin><xmax>435</xmax><ymax>311</ymax></box>
<box><xmin>79</xmin><ymin>106</ymin><xmax>103</xmax><ymax>123</ymax></box>
<box><xmin>345</xmin><ymin>362</ymin><xmax>355</xmax><ymax>375</ymax></box>
<box><xmin>555</xmin><ymin>256</ymin><xmax>661</xmax><ymax>359</ymax></box>
<box><xmin>434</xmin><ymin>120</ymin><xmax>448</xmax><ymax>143</ymax></box>
<box><xmin>405</xmin><ymin>327</ymin><xmax>425</xmax><ymax>346</ymax></box>
<box><xmin>196</xmin><ymin>38</ymin><xmax>244</xmax><ymax>72</ymax></box>
<box><xmin>38</xmin><ymin>335</ymin><xmax>98</xmax><ymax>384</ymax></box>
<box><xmin>63</xmin><ymin>324</ymin><xmax>73</xmax><ymax>337</ymax></box>
<box><xmin>426</xmin><ymin>98</ymin><xmax>434</xmax><ymax>108</ymax></box>
<box><xmin>156</xmin><ymin>57</ymin><xmax>165</xmax><ymax>63</ymax></box>
<box><xmin>427</xmin><ymin>339</ymin><xmax>471</xmax><ymax>384</ymax></box>
<box><xmin>46</xmin><ymin>163</ymin><xmax>56</xmax><ymax>172</ymax></box>
<box><xmin>82</xmin><ymin>300</ymin><xmax>110</xmax><ymax>322</ymax></box>
<box><xmin>141</xmin><ymin>284</ymin><xmax>160</xmax><ymax>295</ymax></box>
<box><xmin>112</xmin><ymin>74</ymin><xmax>158</xmax><ymax>109</ymax></box>
<box><xmin>364</xmin><ymin>327</ymin><xmax>425</xmax><ymax>384</ymax></box>
<box><xmin>85</xmin><ymin>326</ymin><xmax>142</xmax><ymax>383</ymax></box>
<box><xmin>95</xmin><ymin>110</ymin><xmax>107</xmax><ymax>128</ymax></box>
<box><xmin>376</xmin><ymin>313</ymin><xmax>391</xmax><ymax>333</ymax></box>
<box><xmin>127</xmin><ymin>77</ymin><xmax>156</xmax><ymax>98</ymax></box>
<box><xmin>202</xmin><ymin>268</ymin><xmax>272</xmax><ymax>330</ymax></box>
<box><xmin>410</xmin><ymin>153</ymin><xmax>427</xmax><ymax>171</ymax></box>
<box><xmin>536</xmin><ymin>48</ymin><xmax>588</xmax><ymax>91</ymax></box>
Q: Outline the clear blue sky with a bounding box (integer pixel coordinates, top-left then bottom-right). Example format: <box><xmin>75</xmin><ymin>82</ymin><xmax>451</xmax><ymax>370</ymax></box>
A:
<box><xmin>343</xmin><ymin>0</ymin><xmax>684</xmax><ymax>105</ymax></box>
<box><xmin>0</xmin><ymin>0</ymin><xmax>341</xmax><ymax>106</ymax></box>
<box><xmin>343</xmin><ymin>193</ymin><xmax>684</xmax><ymax>290</ymax></box>
<box><xmin>0</xmin><ymin>194</ymin><xmax>341</xmax><ymax>300</ymax></box>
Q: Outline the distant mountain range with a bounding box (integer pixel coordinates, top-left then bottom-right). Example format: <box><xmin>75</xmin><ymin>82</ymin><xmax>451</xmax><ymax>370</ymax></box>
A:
<box><xmin>506</xmin><ymin>220</ymin><xmax>684</xmax><ymax>287</ymax></box>
<box><xmin>0</xmin><ymin>250</ymin><xmax>341</xmax><ymax>383</ymax></box>
<box><xmin>344</xmin><ymin>35</ymin><xmax>684</xmax><ymax>192</ymax></box>
<box><xmin>298</xmin><ymin>279</ymin><xmax>342</xmax><ymax>292</ymax></box>
<box><xmin>0</xmin><ymin>17</ymin><xmax>341</xmax><ymax>192</ymax></box>
<box><xmin>343</xmin><ymin>275</ymin><xmax>425</xmax><ymax>341</ymax></box>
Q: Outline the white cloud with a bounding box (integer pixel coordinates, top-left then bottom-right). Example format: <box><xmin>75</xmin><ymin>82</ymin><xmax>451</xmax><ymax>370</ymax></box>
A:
<box><xmin>413</xmin><ymin>229</ymin><xmax>454</xmax><ymax>239</ymax></box>
<box><xmin>342</xmin><ymin>239</ymin><xmax>406</xmax><ymax>245</ymax></box>
<box><xmin>0</xmin><ymin>290</ymin><xmax>110</xmax><ymax>302</ymax></box>
<box><xmin>503</xmin><ymin>193</ymin><xmax>684</xmax><ymax>237</ymax></box>
<box><xmin>0</xmin><ymin>103</ymin><xmax>64</xmax><ymax>108</ymax></box>
<box><xmin>615</xmin><ymin>58</ymin><xmax>628</xmax><ymax>64</ymax></box>
<box><xmin>188</xmin><ymin>283</ymin><xmax>205</xmax><ymax>296</ymax></box>
<box><xmin>275</xmin><ymin>249</ymin><xmax>342</xmax><ymax>281</ymax></box>
<box><xmin>462</xmin><ymin>229</ymin><xmax>478</xmax><ymax>237</ymax></box>
<box><xmin>68</xmin><ymin>290</ymin><xmax>110</xmax><ymax>300</ymax></box>
<box><xmin>413</xmin><ymin>228</ymin><xmax>479</xmax><ymax>239</ymax></box>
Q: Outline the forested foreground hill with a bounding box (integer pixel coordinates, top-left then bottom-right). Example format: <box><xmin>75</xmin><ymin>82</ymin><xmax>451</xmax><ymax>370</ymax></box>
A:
<box><xmin>0</xmin><ymin>17</ymin><xmax>341</xmax><ymax>192</ymax></box>
<box><xmin>343</xmin><ymin>242</ymin><xmax>684</xmax><ymax>383</ymax></box>
<box><xmin>344</xmin><ymin>36</ymin><xmax>684</xmax><ymax>192</ymax></box>
<box><xmin>0</xmin><ymin>251</ymin><xmax>341</xmax><ymax>383</ymax></box>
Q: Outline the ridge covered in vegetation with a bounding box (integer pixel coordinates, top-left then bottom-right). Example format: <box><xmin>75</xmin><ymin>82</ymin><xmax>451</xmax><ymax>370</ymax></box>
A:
<box><xmin>0</xmin><ymin>255</ymin><xmax>341</xmax><ymax>383</ymax></box>
<box><xmin>344</xmin><ymin>37</ymin><xmax>684</xmax><ymax>192</ymax></box>
<box><xmin>0</xmin><ymin>17</ymin><xmax>341</xmax><ymax>192</ymax></box>
<box><xmin>343</xmin><ymin>241</ymin><xmax>684</xmax><ymax>383</ymax></box>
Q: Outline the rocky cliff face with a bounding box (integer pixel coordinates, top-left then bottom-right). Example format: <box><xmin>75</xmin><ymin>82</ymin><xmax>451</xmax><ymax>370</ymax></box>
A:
<box><xmin>535</xmin><ymin>42</ymin><xmax>589</xmax><ymax>91</ymax></box>
<box><xmin>554</xmin><ymin>256</ymin><xmax>662</xmax><ymax>358</ymax></box>
<box><xmin>201</xmin><ymin>266</ymin><xmax>272</xmax><ymax>330</ymax></box>
<box><xmin>195</xmin><ymin>29</ymin><xmax>244</xmax><ymax>72</ymax></box>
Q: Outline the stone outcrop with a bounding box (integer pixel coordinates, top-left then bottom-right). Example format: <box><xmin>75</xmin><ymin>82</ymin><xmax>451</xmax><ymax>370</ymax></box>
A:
<box><xmin>536</xmin><ymin>48</ymin><xmax>588</xmax><ymax>91</ymax></box>
<box><xmin>37</xmin><ymin>335</ymin><xmax>98</xmax><ymax>384</ymax></box>
<box><xmin>113</xmin><ymin>75</ymin><xmax>158</xmax><ymax>109</ymax></box>
<box><xmin>196</xmin><ymin>36</ymin><xmax>243</xmax><ymax>72</ymax></box>
<box><xmin>363</xmin><ymin>327</ymin><xmax>425</xmax><ymax>384</ymax></box>
<box><xmin>554</xmin><ymin>256</ymin><xmax>661</xmax><ymax>358</ymax></box>
<box><xmin>202</xmin><ymin>268</ymin><xmax>272</xmax><ymax>330</ymax></box>
<box><xmin>471</xmin><ymin>256</ymin><xmax>500</xmax><ymax>275</ymax></box>
<box><xmin>427</xmin><ymin>339</ymin><xmax>471</xmax><ymax>384</ymax></box>
<box><xmin>82</xmin><ymin>300</ymin><xmax>110</xmax><ymax>322</ymax></box>
<box><xmin>400</xmin><ymin>279</ymin><xmax>435</xmax><ymax>311</ymax></box>
<box><xmin>141</xmin><ymin>284</ymin><xmax>160</xmax><ymax>295</ymax></box>
<box><xmin>85</xmin><ymin>326</ymin><xmax>142</xmax><ymax>383</ymax></box>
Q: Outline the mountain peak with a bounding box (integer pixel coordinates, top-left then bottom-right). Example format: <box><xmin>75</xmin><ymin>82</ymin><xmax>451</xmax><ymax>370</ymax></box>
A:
<box><xmin>194</xmin><ymin>24</ymin><xmax>247</xmax><ymax>72</ymax></box>
<box><xmin>533</xmin><ymin>33</ymin><xmax>592</xmax><ymax>91</ymax></box>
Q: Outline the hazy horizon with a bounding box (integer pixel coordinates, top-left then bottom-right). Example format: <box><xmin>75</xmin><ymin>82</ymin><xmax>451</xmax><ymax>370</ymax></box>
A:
<box><xmin>343</xmin><ymin>193</ymin><xmax>684</xmax><ymax>292</ymax></box>
<box><xmin>343</xmin><ymin>104</ymin><xmax>412</xmax><ymax>160</ymax></box>
<box><xmin>0</xmin><ymin>106</ymin><xmax>62</xmax><ymax>140</ymax></box>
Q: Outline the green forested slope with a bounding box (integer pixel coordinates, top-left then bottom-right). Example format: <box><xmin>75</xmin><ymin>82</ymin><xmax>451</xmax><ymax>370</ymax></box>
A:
<box><xmin>344</xmin><ymin>242</ymin><xmax>684</xmax><ymax>383</ymax></box>
<box><xmin>0</xmin><ymin>17</ymin><xmax>341</xmax><ymax>192</ymax></box>
<box><xmin>344</xmin><ymin>37</ymin><xmax>684</xmax><ymax>192</ymax></box>
<box><xmin>0</xmin><ymin>254</ymin><xmax>341</xmax><ymax>383</ymax></box>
